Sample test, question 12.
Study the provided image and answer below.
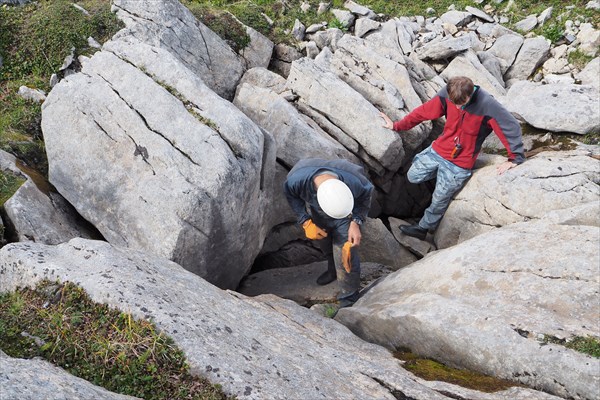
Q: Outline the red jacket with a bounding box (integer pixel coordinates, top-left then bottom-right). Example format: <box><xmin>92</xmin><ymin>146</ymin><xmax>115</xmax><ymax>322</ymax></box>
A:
<box><xmin>393</xmin><ymin>86</ymin><xmax>525</xmax><ymax>169</ymax></box>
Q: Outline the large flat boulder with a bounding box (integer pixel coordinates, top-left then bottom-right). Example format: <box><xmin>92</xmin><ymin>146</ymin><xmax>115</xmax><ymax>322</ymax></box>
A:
<box><xmin>435</xmin><ymin>149</ymin><xmax>599</xmax><ymax>248</ymax></box>
<box><xmin>503</xmin><ymin>82</ymin><xmax>600</xmax><ymax>134</ymax></box>
<box><xmin>42</xmin><ymin>36</ymin><xmax>274</xmax><ymax>289</ymax></box>
<box><xmin>0</xmin><ymin>238</ymin><xmax>457</xmax><ymax>400</ymax></box>
<box><xmin>337</xmin><ymin>220</ymin><xmax>600</xmax><ymax>400</ymax></box>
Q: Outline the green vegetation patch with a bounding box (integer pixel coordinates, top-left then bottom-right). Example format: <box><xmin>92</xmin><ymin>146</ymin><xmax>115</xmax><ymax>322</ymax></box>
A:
<box><xmin>394</xmin><ymin>349</ymin><xmax>521</xmax><ymax>392</ymax></box>
<box><xmin>569</xmin><ymin>49</ymin><xmax>596</xmax><ymax>71</ymax></box>
<box><xmin>181</xmin><ymin>1</ymin><xmax>598</xmax><ymax>46</ymax></box>
<box><xmin>0</xmin><ymin>170</ymin><xmax>25</xmax><ymax>206</ymax></box>
<box><xmin>0</xmin><ymin>0</ymin><xmax>123</xmax><ymax>178</ymax></box>
<box><xmin>0</xmin><ymin>281</ymin><xmax>229</xmax><ymax>400</ymax></box>
<box><xmin>542</xmin><ymin>334</ymin><xmax>600</xmax><ymax>358</ymax></box>
<box><xmin>184</xmin><ymin>2</ymin><xmax>251</xmax><ymax>52</ymax></box>
<box><xmin>0</xmin><ymin>0</ymin><xmax>123</xmax><ymax>80</ymax></box>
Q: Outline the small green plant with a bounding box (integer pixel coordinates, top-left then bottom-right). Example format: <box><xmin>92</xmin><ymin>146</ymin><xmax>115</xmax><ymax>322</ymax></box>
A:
<box><xmin>578</xmin><ymin>131</ymin><xmax>599</xmax><ymax>145</ymax></box>
<box><xmin>0</xmin><ymin>170</ymin><xmax>26</xmax><ymax>206</ymax></box>
<box><xmin>542</xmin><ymin>334</ymin><xmax>600</xmax><ymax>358</ymax></box>
<box><xmin>0</xmin><ymin>0</ymin><xmax>123</xmax><ymax>178</ymax></box>
<box><xmin>184</xmin><ymin>3</ymin><xmax>251</xmax><ymax>52</ymax></box>
<box><xmin>328</xmin><ymin>18</ymin><xmax>348</xmax><ymax>31</ymax></box>
<box><xmin>324</xmin><ymin>304</ymin><xmax>339</xmax><ymax>318</ymax></box>
<box><xmin>0</xmin><ymin>0</ymin><xmax>123</xmax><ymax>81</ymax></box>
<box><xmin>568</xmin><ymin>49</ymin><xmax>595</xmax><ymax>70</ymax></box>
<box><xmin>0</xmin><ymin>281</ymin><xmax>230</xmax><ymax>400</ymax></box>
<box><xmin>540</xmin><ymin>23</ymin><xmax>563</xmax><ymax>43</ymax></box>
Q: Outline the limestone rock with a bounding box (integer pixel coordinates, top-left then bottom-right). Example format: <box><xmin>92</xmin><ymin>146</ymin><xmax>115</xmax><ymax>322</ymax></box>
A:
<box><xmin>17</xmin><ymin>86</ymin><xmax>46</xmax><ymax>103</ymax></box>
<box><xmin>576</xmin><ymin>23</ymin><xmax>600</xmax><ymax>57</ymax></box>
<box><xmin>270</xmin><ymin>44</ymin><xmax>303</xmax><ymax>77</ymax></box>
<box><xmin>415</xmin><ymin>35</ymin><xmax>475</xmax><ymax>61</ymax></box>
<box><xmin>354</xmin><ymin>17</ymin><xmax>380</xmax><ymax>38</ymax></box>
<box><xmin>233</xmin><ymin>75</ymin><xmax>357</xmax><ymax>168</ymax></box>
<box><xmin>504</xmin><ymin>36</ymin><xmax>550</xmax><ymax>83</ymax></box>
<box><xmin>441</xmin><ymin>50</ymin><xmax>506</xmax><ymax>97</ymax></box>
<box><xmin>487</xmin><ymin>34</ymin><xmax>523</xmax><ymax>74</ymax></box>
<box><xmin>338</xmin><ymin>220</ymin><xmax>600</xmax><ymax>400</ymax></box>
<box><xmin>515</xmin><ymin>14</ymin><xmax>538</xmax><ymax>32</ymax></box>
<box><xmin>344</xmin><ymin>0</ymin><xmax>377</xmax><ymax>19</ymax></box>
<box><xmin>112</xmin><ymin>0</ymin><xmax>245</xmax><ymax>100</ymax></box>
<box><xmin>503</xmin><ymin>82</ymin><xmax>600</xmax><ymax>134</ymax></box>
<box><xmin>439</xmin><ymin>11</ymin><xmax>472</xmax><ymax>27</ymax></box>
<box><xmin>0</xmin><ymin>238</ymin><xmax>456</xmax><ymax>400</ymax></box>
<box><xmin>465</xmin><ymin>6</ymin><xmax>494</xmax><ymax>23</ymax></box>
<box><xmin>0</xmin><ymin>150</ymin><xmax>99</xmax><ymax>245</ymax></box>
<box><xmin>0</xmin><ymin>351</ymin><xmax>139</xmax><ymax>400</ymax></box>
<box><xmin>43</xmin><ymin>38</ymin><xmax>273</xmax><ymax>290</ymax></box>
<box><xmin>285</xmin><ymin>57</ymin><xmax>404</xmax><ymax>173</ymax></box>
<box><xmin>575</xmin><ymin>57</ymin><xmax>600</xmax><ymax>88</ymax></box>
<box><xmin>435</xmin><ymin>150</ymin><xmax>600</xmax><ymax>248</ymax></box>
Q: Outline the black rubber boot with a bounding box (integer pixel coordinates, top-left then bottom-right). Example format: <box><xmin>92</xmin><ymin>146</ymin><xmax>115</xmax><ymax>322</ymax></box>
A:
<box><xmin>338</xmin><ymin>291</ymin><xmax>360</xmax><ymax>308</ymax></box>
<box><xmin>399</xmin><ymin>224</ymin><xmax>428</xmax><ymax>240</ymax></box>
<box><xmin>316</xmin><ymin>268</ymin><xmax>336</xmax><ymax>285</ymax></box>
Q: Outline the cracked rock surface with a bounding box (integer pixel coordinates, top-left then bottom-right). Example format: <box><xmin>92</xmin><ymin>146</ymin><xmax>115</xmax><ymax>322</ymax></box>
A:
<box><xmin>0</xmin><ymin>238</ymin><xmax>462</xmax><ymax>400</ymax></box>
<box><xmin>435</xmin><ymin>149</ymin><xmax>600</xmax><ymax>249</ymax></box>
<box><xmin>336</xmin><ymin>219</ymin><xmax>600</xmax><ymax>400</ymax></box>
<box><xmin>42</xmin><ymin>28</ymin><xmax>274</xmax><ymax>290</ymax></box>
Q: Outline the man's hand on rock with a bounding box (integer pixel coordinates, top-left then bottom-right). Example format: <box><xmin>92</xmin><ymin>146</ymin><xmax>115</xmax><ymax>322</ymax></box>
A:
<box><xmin>497</xmin><ymin>161</ymin><xmax>517</xmax><ymax>175</ymax></box>
<box><xmin>380</xmin><ymin>112</ymin><xmax>394</xmax><ymax>130</ymax></box>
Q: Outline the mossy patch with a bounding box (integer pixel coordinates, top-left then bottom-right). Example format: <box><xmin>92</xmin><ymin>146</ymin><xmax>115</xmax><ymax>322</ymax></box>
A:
<box><xmin>394</xmin><ymin>349</ymin><xmax>522</xmax><ymax>392</ymax></box>
<box><xmin>542</xmin><ymin>335</ymin><xmax>600</xmax><ymax>358</ymax></box>
<box><xmin>0</xmin><ymin>280</ymin><xmax>230</xmax><ymax>400</ymax></box>
<box><xmin>0</xmin><ymin>0</ymin><xmax>123</xmax><ymax>178</ymax></box>
<box><xmin>184</xmin><ymin>2</ymin><xmax>251</xmax><ymax>52</ymax></box>
<box><xmin>0</xmin><ymin>170</ymin><xmax>25</xmax><ymax>206</ymax></box>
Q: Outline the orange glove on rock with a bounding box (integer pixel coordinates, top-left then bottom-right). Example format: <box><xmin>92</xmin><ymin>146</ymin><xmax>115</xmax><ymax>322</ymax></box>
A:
<box><xmin>341</xmin><ymin>241</ymin><xmax>352</xmax><ymax>273</ymax></box>
<box><xmin>302</xmin><ymin>219</ymin><xmax>328</xmax><ymax>240</ymax></box>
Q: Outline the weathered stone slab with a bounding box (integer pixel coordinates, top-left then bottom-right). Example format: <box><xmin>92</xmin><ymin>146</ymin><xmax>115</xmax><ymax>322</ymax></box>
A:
<box><xmin>112</xmin><ymin>0</ymin><xmax>245</xmax><ymax>100</ymax></box>
<box><xmin>0</xmin><ymin>238</ymin><xmax>454</xmax><ymax>400</ymax></box>
<box><xmin>43</xmin><ymin>38</ymin><xmax>272</xmax><ymax>290</ymax></box>
<box><xmin>503</xmin><ymin>82</ymin><xmax>600</xmax><ymax>134</ymax></box>
<box><xmin>435</xmin><ymin>150</ymin><xmax>600</xmax><ymax>248</ymax></box>
<box><xmin>337</xmin><ymin>221</ymin><xmax>600</xmax><ymax>400</ymax></box>
<box><xmin>0</xmin><ymin>351</ymin><xmax>139</xmax><ymax>400</ymax></box>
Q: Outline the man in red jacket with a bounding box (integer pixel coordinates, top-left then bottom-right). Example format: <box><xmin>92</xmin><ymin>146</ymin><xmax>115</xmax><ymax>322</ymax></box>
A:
<box><xmin>381</xmin><ymin>76</ymin><xmax>525</xmax><ymax>240</ymax></box>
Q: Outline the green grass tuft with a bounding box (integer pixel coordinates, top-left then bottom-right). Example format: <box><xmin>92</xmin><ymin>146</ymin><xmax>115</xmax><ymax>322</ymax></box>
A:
<box><xmin>0</xmin><ymin>281</ymin><xmax>230</xmax><ymax>400</ymax></box>
<box><xmin>543</xmin><ymin>334</ymin><xmax>600</xmax><ymax>358</ymax></box>
<box><xmin>0</xmin><ymin>170</ymin><xmax>25</xmax><ymax>206</ymax></box>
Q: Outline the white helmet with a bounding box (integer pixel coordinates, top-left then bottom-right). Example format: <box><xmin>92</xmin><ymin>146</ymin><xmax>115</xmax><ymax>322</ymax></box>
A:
<box><xmin>317</xmin><ymin>179</ymin><xmax>354</xmax><ymax>219</ymax></box>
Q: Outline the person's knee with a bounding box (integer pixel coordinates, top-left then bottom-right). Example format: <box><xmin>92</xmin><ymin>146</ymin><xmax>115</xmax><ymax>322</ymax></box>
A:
<box><xmin>407</xmin><ymin>167</ymin><xmax>427</xmax><ymax>184</ymax></box>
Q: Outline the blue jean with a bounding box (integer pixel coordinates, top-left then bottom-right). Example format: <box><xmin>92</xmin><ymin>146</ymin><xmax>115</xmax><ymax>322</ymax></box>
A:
<box><xmin>311</xmin><ymin>208</ymin><xmax>360</xmax><ymax>300</ymax></box>
<box><xmin>408</xmin><ymin>145</ymin><xmax>472</xmax><ymax>231</ymax></box>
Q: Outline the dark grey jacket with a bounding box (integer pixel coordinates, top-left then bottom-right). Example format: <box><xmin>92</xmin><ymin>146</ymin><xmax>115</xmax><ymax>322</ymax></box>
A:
<box><xmin>283</xmin><ymin>158</ymin><xmax>374</xmax><ymax>225</ymax></box>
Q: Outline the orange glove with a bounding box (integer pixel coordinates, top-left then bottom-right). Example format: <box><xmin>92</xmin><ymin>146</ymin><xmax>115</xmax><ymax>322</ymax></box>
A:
<box><xmin>341</xmin><ymin>241</ymin><xmax>352</xmax><ymax>273</ymax></box>
<box><xmin>302</xmin><ymin>219</ymin><xmax>328</xmax><ymax>240</ymax></box>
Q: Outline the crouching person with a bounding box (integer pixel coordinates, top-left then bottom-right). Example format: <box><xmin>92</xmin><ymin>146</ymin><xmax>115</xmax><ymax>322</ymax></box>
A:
<box><xmin>283</xmin><ymin>158</ymin><xmax>374</xmax><ymax>308</ymax></box>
